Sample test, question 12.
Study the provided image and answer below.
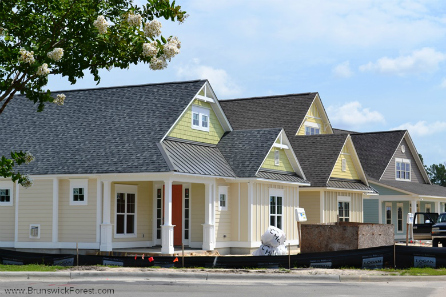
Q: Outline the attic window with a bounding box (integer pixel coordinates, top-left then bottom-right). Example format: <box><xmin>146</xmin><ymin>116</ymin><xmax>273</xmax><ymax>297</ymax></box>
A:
<box><xmin>396</xmin><ymin>158</ymin><xmax>411</xmax><ymax>181</ymax></box>
<box><xmin>191</xmin><ymin>105</ymin><xmax>210</xmax><ymax>132</ymax></box>
<box><xmin>274</xmin><ymin>150</ymin><xmax>280</xmax><ymax>166</ymax></box>
<box><xmin>304</xmin><ymin>121</ymin><xmax>321</xmax><ymax>135</ymax></box>
<box><xmin>341</xmin><ymin>158</ymin><xmax>347</xmax><ymax>172</ymax></box>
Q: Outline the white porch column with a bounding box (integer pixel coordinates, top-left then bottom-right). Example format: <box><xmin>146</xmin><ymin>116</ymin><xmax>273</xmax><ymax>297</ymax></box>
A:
<box><xmin>14</xmin><ymin>181</ymin><xmax>19</xmax><ymax>245</ymax></box>
<box><xmin>411</xmin><ymin>199</ymin><xmax>417</xmax><ymax>221</ymax></box>
<box><xmin>435</xmin><ymin>201</ymin><xmax>441</xmax><ymax>214</ymax></box>
<box><xmin>100</xmin><ymin>180</ymin><xmax>113</xmax><ymax>251</ymax></box>
<box><xmin>161</xmin><ymin>178</ymin><xmax>174</xmax><ymax>254</ymax></box>
<box><xmin>52</xmin><ymin>178</ymin><xmax>59</xmax><ymax>243</ymax></box>
<box><xmin>247</xmin><ymin>182</ymin><xmax>253</xmax><ymax>242</ymax></box>
<box><xmin>202</xmin><ymin>182</ymin><xmax>215</xmax><ymax>250</ymax></box>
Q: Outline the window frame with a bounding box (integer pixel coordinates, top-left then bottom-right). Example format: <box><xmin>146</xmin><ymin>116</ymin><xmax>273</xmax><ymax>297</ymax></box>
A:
<box><xmin>304</xmin><ymin>121</ymin><xmax>321</xmax><ymax>135</ymax></box>
<box><xmin>191</xmin><ymin>105</ymin><xmax>210</xmax><ymax>132</ymax></box>
<box><xmin>395</xmin><ymin>158</ymin><xmax>411</xmax><ymax>181</ymax></box>
<box><xmin>385</xmin><ymin>202</ymin><xmax>392</xmax><ymax>225</ymax></box>
<box><xmin>69</xmin><ymin>179</ymin><xmax>88</xmax><ymax>206</ymax></box>
<box><xmin>337</xmin><ymin>196</ymin><xmax>351</xmax><ymax>222</ymax></box>
<box><xmin>218</xmin><ymin>186</ymin><xmax>228</xmax><ymax>211</ymax></box>
<box><xmin>269</xmin><ymin>189</ymin><xmax>284</xmax><ymax>229</ymax></box>
<box><xmin>114</xmin><ymin>184</ymin><xmax>138</xmax><ymax>238</ymax></box>
<box><xmin>341</xmin><ymin>158</ymin><xmax>347</xmax><ymax>172</ymax></box>
<box><xmin>397</xmin><ymin>203</ymin><xmax>403</xmax><ymax>233</ymax></box>
<box><xmin>0</xmin><ymin>181</ymin><xmax>14</xmax><ymax>206</ymax></box>
<box><xmin>274</xmin><ymin>150</ymin><xmax>280</xmax><ymax>166</ymax></box>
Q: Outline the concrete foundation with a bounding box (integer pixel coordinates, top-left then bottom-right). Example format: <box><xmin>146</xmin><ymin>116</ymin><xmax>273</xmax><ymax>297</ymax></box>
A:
<box><xmin>300</xmin><ymin>222</ymin><xmax>394</xmax><ymax>253</ymax></box>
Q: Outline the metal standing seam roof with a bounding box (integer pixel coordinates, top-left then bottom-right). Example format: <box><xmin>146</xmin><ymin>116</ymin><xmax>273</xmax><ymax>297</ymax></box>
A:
<box><xmin>327</xmin><ymin>179</ymin><xmax>378</xmax><ymax>193</ymax></box>
<box><xmin>350</xmin><ymin>130</ymin><xmax>407</xmax><ymax>180</ymax></box>
<box><xmin>161</xmin><ymin>139</ymin><xmax>236</xmax><ymax>177</ymax></box>
<box><xmin>219</xmin><ymin>93</ymin><xmax>318</xmax><ymax>137</ymax></box>
<box><xmin>256</xmin><ymin>169</ymin><xmax>309</xmax><ymax>184</ymax></box>
<box><xmin>0</xmin><ymin>80</ymin><xmax>206</xmax><ymax>175</ymax></box>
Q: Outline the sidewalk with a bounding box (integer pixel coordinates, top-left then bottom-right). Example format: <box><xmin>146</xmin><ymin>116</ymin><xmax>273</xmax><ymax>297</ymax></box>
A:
<box><xmin>1</xmin><ymin>268</ymin><xmax>446</xmax><ymax>283</ymax></box>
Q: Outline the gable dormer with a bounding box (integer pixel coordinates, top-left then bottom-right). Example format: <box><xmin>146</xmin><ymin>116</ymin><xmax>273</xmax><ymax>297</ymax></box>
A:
<box><xmin>380</xmin><ymin>132</ymin><xmax>430</xmax><ymax>184</ymax></box>
<box><xmin>329</xmin><ymin>135</ymin><xmax>368</xmax><ymax>186</ymax></box>
<box><xmin>164</xmin><ymin>81</ymin><xmax>232</xmax><ymax>145</ymax></box>
<box><xmin>296</xmin><ymin>94</ymin><xmax>333</xmax><ymax>136</ymax></box>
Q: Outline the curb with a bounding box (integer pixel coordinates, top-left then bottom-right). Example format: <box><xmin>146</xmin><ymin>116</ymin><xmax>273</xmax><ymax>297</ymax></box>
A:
<box><xmin>1</xmin><ymin>271</ymin><xmax>446</xmax><ymax>282</ymax></box>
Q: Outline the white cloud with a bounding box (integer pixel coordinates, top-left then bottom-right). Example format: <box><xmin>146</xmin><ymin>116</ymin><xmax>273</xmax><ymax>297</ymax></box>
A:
<box><xmin>176</xmin><ymin>60</ymin><xmax>242</xmax><ymax>98</ymax></box>
<box><xmin>359</xmin><ymin>47</ymin><xmax>446</xmax><ymax>75</ymax></box>
<box><xmin>441</xmin><ymin>78</ymin><xmax>446</xmax><ymax>88</ymax></box>
<box><xmin>332</xmin><ymin>61</ymin><xmax>353</xmax><ymax>78</ymax></box>
<box><xmin>327</xmin><ymin>102</ymin><xmax>385</xmax><ymax>128</ymax></box>
<box><xmin>393</xmin><ymin>121</ymin><xmax>446</xmax><ymax>137</ymax></box>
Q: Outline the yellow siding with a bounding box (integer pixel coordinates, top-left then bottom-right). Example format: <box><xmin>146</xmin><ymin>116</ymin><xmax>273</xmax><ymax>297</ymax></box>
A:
<box><xmin>323</xmin><ymin>191</ymin><xmax>363</xmax><ymax>223</ymax></box>
<box><xmin>18</xmin><ymin>179</ymin><xmax>53</xmax><ymax>242</ymax></box>
<box><xmin>0</xmin><ymin>182</ymin><xmax>14</xmax><ymax>242</ymax></box>
<box><xmin>261</xmin><ymin>148</ymin><xmax>294</xmax><ymax>172</ymax></box>
<box><xmin>331</xmin><ymin>145</ymin><xmax>360</xmax><ymax>180</ymax></box>
<box><xmin>58</xmin><ymin>179</ymin><xmax>97</xmax><ymax>243</ymax></box>
<box><xmin>251</xmin><ymin>183</ymin><xmax>300</xmax><ymax>242</ymax></box>
<box><xmin>299</xmin><ymin>191</ymin><xmax>321</xmax><ymax>224</ymax></box>
<box><xmin>168</xmin><ymin>100</ymin><xmax>225</xmax><ymax>144</ymax></box>
<box><xmin>111</xmin><ymin>182</ymin><xmax>152</xmax><ymax>242</ymax></box>
<box><xmin>191</xmin><ymin>183</ymin><xmax>205</xmax><ymax>242</ymax></box>
<box><xmin>239</xmin><ymin>183</ymin><xmax>249</xmax><ymax>242</ymax></box>
<box><xmin>229</xmin><ymin>183</ymin><xmax>240</xmax><ymax>242</ymax></box>
<box><xmin>215</xmin><ymin>180</ymin><xmax>232</xmax><ymax>243</ymax></box>
<box><xmin>296</xmin><ymin>101</ymin><xmax>330</xmax><ymax>135</ymax></box>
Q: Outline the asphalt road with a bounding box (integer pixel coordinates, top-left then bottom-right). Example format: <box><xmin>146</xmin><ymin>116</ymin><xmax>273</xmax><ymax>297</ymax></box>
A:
<box><xmin>0</xmin><ymin>279</ymin><xmax>445</xmax><ymax>297</ymax></box>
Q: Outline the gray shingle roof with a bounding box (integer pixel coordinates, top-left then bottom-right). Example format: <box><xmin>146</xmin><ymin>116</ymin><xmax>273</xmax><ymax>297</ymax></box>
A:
<box><xmin>372</xmin><ymin>180</ymin><xmax>446</xmax><ymax>198</ymax></box>
<box><xmin>0</xmin><ymin>80</ymin><xmax>206</xmax><ymax>175</ymax></box>
<box><xmin>350</xmin><ymin>131</ymin><xmax>406</xmax><ymax>180</ymax></box>
<box><xmin>216</xmin><ymin>128</ymin><xmax>284</xmax><ymax>178</ymax></box>
<box><xmin>289</xmin><ymin>134</ymin><xmax>349</xmax><ymax>187</ymax></box>
<box><xmin>162</xmin><ymin>139</ymin><xmax>236</xmax><ymax>177</ymax></box>
<box><xmin>332</xmin><ymin>128</ymin><xmax>357</xmax><ymax>134</ymax></box>
<box><xmin>219</xmin><ymin>93</ymin><xmax>318</xmax><ymax>136</ymax></box>
<box><xmin>327</xmin><ymin>178</ymin><xmax>377</xmax><ymax>193</ymax></box>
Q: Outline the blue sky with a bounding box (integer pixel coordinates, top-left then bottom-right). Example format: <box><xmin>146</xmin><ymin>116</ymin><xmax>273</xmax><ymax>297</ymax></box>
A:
<box><xmin>47</xmin><ymin>0</ymin><xmax>446</xmax><ymax>167</ymax></box>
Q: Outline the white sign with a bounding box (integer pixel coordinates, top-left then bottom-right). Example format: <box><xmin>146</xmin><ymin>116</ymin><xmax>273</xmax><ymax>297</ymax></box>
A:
<box><xmin>407</xmin><ymin>213</ymin><xmax>414</xmax><ymax>225</ymax></box>
<box><xmin>295</xmin><ymin>208</ymin><xmax>307</xmax><ymax>222</ymax></box>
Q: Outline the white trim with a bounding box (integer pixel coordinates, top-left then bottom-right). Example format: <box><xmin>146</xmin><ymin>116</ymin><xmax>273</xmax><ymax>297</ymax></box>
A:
<box><xmin>269</xmin><ymin>188</ymin><xmax>284</xmax><ymax>229</ymax></box>
<box><xmin>195</xmin><ymin>94</ymin><xmax>215</xmax><ymax>103</ymax></box>
<box><xmin>218</xmin><ymin>186</ymin><xmax>228</xmax><ymax>211</ymax></box>
<box><xmin>337</xmin><ymin>196</ymin><xmax>351</xmax><ymax>222</ymax></box>
<box><xmin>153</xmin><ymin>182</ymin><xmax>162</xmax><ymax>245</ymax></box>
<box><xmin>320</xmin><ymin>191</ymin><xmax>324</xmax><ymax>223</ymax></box>
<box><xmin>69</xmin><ymin>179</ymin><xmax>88</xmax><ymax>206</ymax></box>
<box><xmin>29</xmin><ymin>224</ymin><xmax>40</xmax><ymax>239</ymax></box>
<box><xmin>114</xmin><ymin>184</ymin><xmax>138</xmax><ymax>238</ymax></box>
<box><xmin>52</xmin><ymin>178</ymin><xmax>59</xmax><ymax>243</ymax></box>
<box><xmin>0</xmin><ymin>241</ymin><xmax>14</xmax><ymax>248</ymax></box>
<box><xmin>304</xmin><ymin>121</ymin><xmax>321</xmax><ymax>129</ymax></box>
<box><xmin>341</xmin><ymin>158</ymin><xmax>347</xmax><ymax>172</ymax></box>
<box><xmin>96</xmin><ymin>179</ymin><xmax>102</xmax><ymax>244</ymax></box>
<box><xmin>385</xmin><ymin>202</ymin><xmax>392</xmax><ymax>225</ymax></box>
<box><xmin>395</xmin><ymin>158</ymin><xmax>411</xmax><ymax>182</ymax></box>
<box><xmin>0</xmin><ymin>181</ymin><xmax>14</xmax><ymax>206</ymax></box>
<box><xmin>14</xmin><ymin>181</ymin><xmax>19</xmax><ymax>243</ymax></box>
<box><xmin>272</xmin><ymin>143</ymin><xmax>289</xmax><ymax>150</ymax></box>
<box><xmin>238</xmin><ymin>183</ymin><xmax>241</xmax><ymax>242</ymax></box>
<box><xmin>397</xmin><ymin>202</ymin><xmax>404</xmax><ymax>233</ymax></box>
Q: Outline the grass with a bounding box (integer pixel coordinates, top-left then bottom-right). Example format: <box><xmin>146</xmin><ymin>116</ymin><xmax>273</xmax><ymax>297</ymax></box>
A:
<box><xmin>0</xmin><ymin>264</ymin><xmax>66</xmax><ymax>272</ymax></box>
<box><xmin>378</xmin><ymin>267</ymin><xmax>446</xmax><ymax>276</ymax></box>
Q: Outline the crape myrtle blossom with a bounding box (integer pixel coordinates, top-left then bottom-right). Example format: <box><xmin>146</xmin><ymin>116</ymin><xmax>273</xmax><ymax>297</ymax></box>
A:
<box><xmin>93</xmin><ymin>15</ymin><xmax>108</xmax><ymax>34</ymax></box>
<box><xmin>149</xmin><ymin>57</ymin><xmax>167</xmax><ymax>70</ymax></box>
<box><xmin>144</xmin><ymin>20</ymin><xmax>162</xmax><ymax>38</ymax></box>
<box><xmin>36</xmin><ymin>63</ymin><xmax>50</xmax><ymax>76</ymax></box>
<box><xmin>142</xmin><ymin>42</ymin><xmax>158</xmax><ymax>57</ymax></box>
<box><xmin>127</xmin><ymin>13</ymin><xmax>142</xmax><ymax>26</ymax></box>
<box><xmin>47</xmin><ymin>48</ymin><xmax>64</xmax><ymax>61</ymax></box>
<box><xmin>20</xmin><ymin>175</ymin><xmax>33</xmax><ymax>188</ymax></box>
<box><xmin>53</xmin><ymin>94</ymin><xmax>66</xmax><ymax>106</ymax></box>
<box><xmin>163</xmin><ymin>36</ymin><xmax>181</xmax><ymax>59</ymax></box>
<box><xmin>18</xmin><ymin>48</ymin><xmax>35</xmax><ymax>64</ymax></box>
<box><xmin>24</xmin><ymin>152</ymin><xmax>35</xmax><ymax>164</ymax></box>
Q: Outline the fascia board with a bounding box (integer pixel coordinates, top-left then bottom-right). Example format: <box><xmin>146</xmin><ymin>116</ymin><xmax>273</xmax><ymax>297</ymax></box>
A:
<box><xmin>205</xmin><ymin>81</ymin><xmax>233</xmax><ymax>132</ymax></box>
<box><xmin>346</xmin><ymin>135</ymin><xmax>369</xmax><ymax>186</ymax></box>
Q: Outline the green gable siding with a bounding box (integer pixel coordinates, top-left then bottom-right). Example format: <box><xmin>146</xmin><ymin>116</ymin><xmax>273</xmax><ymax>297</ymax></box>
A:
<box><xmin>363</xmin><ymin>199</ymin><xmax>379</xmax><ymax>223</ymax></box>
<box><xmin>168</xmin><ymin>100</ymin><xmax>225</xmax><ymax>144</ymax></box>
<box><xmin>371</xmin><ymin>183</ymin><xmax>408</xmax><ymax>196</ymax></box>
<box><xmin>261</xmin><ymin>148</ymin><xmax>294</xmax><ymax>172</ymax></box>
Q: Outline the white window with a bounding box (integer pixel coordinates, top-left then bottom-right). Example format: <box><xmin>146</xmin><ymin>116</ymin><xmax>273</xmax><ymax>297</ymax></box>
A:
<box><xmin>397</xmin><ymin>203</ymin><xmax>403</xmax><ymax>233</ymax></box>
<box><xmin>0</xmin><ymin>181</ymin><xmax>13</xmax><ymax>206</ymax></box>
<box><xmin>191</xmin><ymin>105</ymin><xmax>210</xmax><ymax>132</ymax></box>
<box><xmin>274</xmin><ymin>150</ymin><xmax>280</xmax><ymax>166</ymax></box>
<box><xmin>341</xmin><ymin>158</ymin><xmax>347</xmax><ymax>172</ymax></box>
<box><xmin>395</xmin><ymin>158</ymin><xmax>411</xmax><ymax>181</ymax></box>
<box><xmin>69</xmin><ymin>179</ymin><xmax>88</xmax><ymax>205</ymax></box>
<box><xmin>269</xmin><ymin>189</ymin><xmax>283</xmax><ymax>229</ymax></box>
<box><xmin>338</xmin><ymin>196</ymin><xmax>351</xmax><ymax>222</ymax></box>
<box><xmin>115</xmin><ymin>185</ymin><xmax>137</xmax><ymax>237</ymax></box>
<box><xmin>304</xmin><ymin>121</ymin><xmax>321</xmax><ymax>135</ymax></box>
<box><xmin>218</xmin><ymin>186</ymin><xmax>228</xmax><ymax>211</ymax></box>
<box><xmin>385</xmin><ymin>202</ymin><xmax>392</xmax><ymax>225</ymax></box>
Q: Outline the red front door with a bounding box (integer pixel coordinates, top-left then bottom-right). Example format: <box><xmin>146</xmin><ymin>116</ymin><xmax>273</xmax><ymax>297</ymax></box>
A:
<box><xmin>172</xmin><ymin>185</ymin><xmax>183</xmax><ymax>246</ymax></box>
